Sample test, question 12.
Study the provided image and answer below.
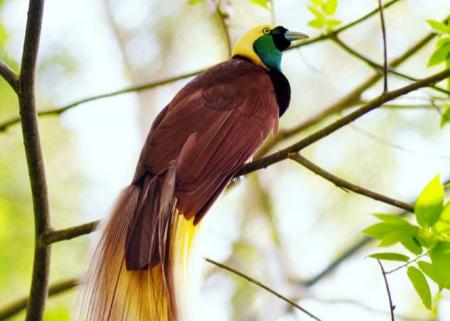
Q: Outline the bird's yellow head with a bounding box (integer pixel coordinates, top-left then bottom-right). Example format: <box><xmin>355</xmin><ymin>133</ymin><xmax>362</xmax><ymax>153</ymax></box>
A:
<box><xmin>232</xmin><ymin>24</ymin><xmax>308</xmax><ymax>71</ymax></box>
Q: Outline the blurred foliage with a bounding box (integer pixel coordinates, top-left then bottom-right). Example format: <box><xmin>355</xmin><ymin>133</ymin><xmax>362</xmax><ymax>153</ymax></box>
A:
<box><xmin>365</xmin><ymin>176</ymin><xmax>450</xmax><ymax>309</ymax></box>
<box><xmin>307</xmin><ymin>0</ymin><xmax>341</xmax><ymax>31</ymax></box>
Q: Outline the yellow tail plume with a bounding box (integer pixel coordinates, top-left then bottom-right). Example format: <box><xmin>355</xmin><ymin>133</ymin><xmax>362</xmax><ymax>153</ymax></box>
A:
<box><xmin>78</xmin><ymin>185</ymin><xmax>201</xmax><ymax>321</ymax></box>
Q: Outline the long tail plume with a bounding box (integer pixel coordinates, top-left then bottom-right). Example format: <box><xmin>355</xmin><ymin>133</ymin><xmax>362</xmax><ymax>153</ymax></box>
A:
<box><xmin>78</xmin><ymin>184</ymin><xmax>201</xmax><ymax>321</ymax></box>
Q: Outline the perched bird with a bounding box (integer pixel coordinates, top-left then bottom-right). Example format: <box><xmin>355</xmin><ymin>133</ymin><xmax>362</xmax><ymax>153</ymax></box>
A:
<box><xmin>80</xmin><ymin>24</ymin><xmax>308</xmax><ymax>321</ymax></box>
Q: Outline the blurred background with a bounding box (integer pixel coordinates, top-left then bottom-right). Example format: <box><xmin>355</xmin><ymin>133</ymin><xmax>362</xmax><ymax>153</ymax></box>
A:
<box><xmin>0</xmin><ymin>0</ymin><xmax>449</xmax><ymax>320</ymax></box>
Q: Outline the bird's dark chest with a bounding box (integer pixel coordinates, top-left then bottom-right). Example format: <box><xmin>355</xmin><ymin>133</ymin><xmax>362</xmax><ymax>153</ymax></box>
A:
<box><xmin>267</xmin><ymin>69</ymin><xmax>291</xmax><ymax>117</ymax></box>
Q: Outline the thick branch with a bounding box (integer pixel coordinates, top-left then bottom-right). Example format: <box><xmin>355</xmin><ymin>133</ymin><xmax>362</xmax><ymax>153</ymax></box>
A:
<box><xmin>0</xmin><ymin>60</ymin><xmax>19</xmax><ymax>92</ymax></box>
<box><xmin>19</xmin><ymin>2</ymin><xmax>52</xmax><ymax>321</ymax></box>
<box><xmin>288</xmin><ymin>153</ymin><xmax>413</xmax><ymax>212</ymax></box>
<box><xmin>238</xmin><ymin>68</ymin><xmax>450</xmax><ymax>177</ymax></box>
<box><xmin>205</xmin><ymin>258</ymin><xmax>322</xmax><ymax>321</ymax></box>
<box><xmin>0</xmin><ymin>279</ymin><xmax>78</xmax><ymax>321</ymax></box>
<box><xmin>254</xmin><ymin>29</ymin><xmax>438</xmax><ymax>158</ymax></box>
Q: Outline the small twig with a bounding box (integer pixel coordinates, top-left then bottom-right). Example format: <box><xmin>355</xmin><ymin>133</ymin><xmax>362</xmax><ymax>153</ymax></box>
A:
<box><xmin>377</xmin><ymin>260</ymin><xmax>396</xmax><ymax>321</ymax></box>
<box><xmin>288</xmin><ymin>0</ymin><xmax>401</xmax><ymax>51</ymax></box>
<box><xmin>385</xmin><ymin>252</ymin><xmax>430</xmax><ymax>275</ymax></box>
<box><xmin>332</xmin><ymin>37</ymin><xmax>450</xmax><ymax>95</ymax></box>
<box><xmin>238</xmin><ymin>68</ymin><xmax>450</xmax><ymax>177</ymax></box>
<box><xmin>0</xmin><ymin>60</ymin><xmax>19</xmax><ymax>92</ymax></box>
<box><xmin>216</xmin><ymin>5</ymin><xmax>232</xmax><ymax>57</ymax></box>
<box><xmin>377</xmin><ymin>0</ymin><xmax>388</xmax><ymax>92</ymax></box>
<box><xmin>288</xmin><ymin>153</ymin><xmax>414</xmax><ymax>212</ymax></box>
<box><xmin>41</xmin><ymin>220</ymin><xmax>99</xmax><ymax>245</ymax></box>
<box><xmin>205</xmin><ymin>258</ymin><xmax>323</xmax><ymax>321</ymax></box>
<box><xmin>0</xmin><ymin>278</ymin><xmax>79</xmax><ymax>321</ymax></box>
<box><xmin>0</xmin><ymin>69</ymin><xmax>203</xmax><ymax>132</ymax></box>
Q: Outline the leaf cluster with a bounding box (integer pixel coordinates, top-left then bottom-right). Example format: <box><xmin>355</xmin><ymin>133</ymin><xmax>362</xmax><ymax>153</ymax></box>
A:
<box><xmin>427</xmin><ymin>20</ymin><xmax>450</xmax><ymax>127</ymax></box>
<box><xmin>364</xmin><ymin>176</ymin><xmax>450</xmax><ymax>309</ymax></box>
<box><xmin>306</xmin><ymin>0</ymin><xmax>341</xmax><ymax>31</ymax></box>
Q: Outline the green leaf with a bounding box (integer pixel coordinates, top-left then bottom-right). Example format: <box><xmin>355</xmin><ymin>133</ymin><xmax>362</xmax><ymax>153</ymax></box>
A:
<box><xmin>401</xmin><ymin>237</ymin><xmax>423</xmax><ymax>255</ymax></box>
<box><xmin>436</xmin><ymin>37</ymin><xmax>450</xmax><ymax>48</ymax></box>
<box><xmin>369</xmin><ymin>252</ymin><xmax>409</xmax><ymax>262</ymax></box>
<box><xmin>250</xmin><ymin>0</ymin><xmax>270</xmax><ymax>9</ymax></box>
<box><xmin>362</xmin><ymin>222</ymin><xmax>396</xmax><ymax>239</ymax></box>
<box><xmin>325</xmin><ymin>18</ymin><xmax>341</xmax><ymax>29</ymax></box>
<box><xmin>373</xmin><ymin>213</ymin><xmax>410</xmax><ymax>225</ymax></box>
<box><xmin>308</xmin><ymin>5</ymin><xmax>326</xmax><ymax>21</ymax></box>
<box><xmin>427</xmin><ymin>20</ymin><xmax>450</xmax><ymax>34</ymax></box>
<box><xmin>322</xmin><ymin>0</ymin><xmax>338</xmax><ymax>15</ymax></box>
<box><xmin>380</xmin><ymin>230</ymin><xmax>411</xmax><ymax>247</ymax></box>
<box><xmin>418</xmin><ymin>244</ymin><xmax>450</xmax><ymax>290</ymax></box>
<box><xmin>188</xmin><ymin>0</ymin><xmax>204</xmax><ymax>3</ymax></box>
<box><xmin>307</xmin><ymin>19</ymin><xmax>325</xmax><ymax>29</ymax></box>
<box><xmin>427</xmin><ymin>43</ymin><xmax>450</xmax><ymax>67</ymax></box>
<box><xmin>434</xmin><ymin>202</ymin><xmax>450</xmax><ymax>235</ymax></box>
<box><xmin>407</xmin><ymin>266</ymin><xmax>432</xmax><ymax>309</ymax></box>
<box><xmin>415</xmin><ymin>175</ymin><xmax>444</xmax><ymax>227</ymax></box>
<box><xmin>440</xmin><ymin>104</ymin><xmax>450</xmax><ymax>128</ymax></box>
<box><xmin>310</xmin><ymin>0</ymin><xmax>322</xmax><ymax>6</ymax></box>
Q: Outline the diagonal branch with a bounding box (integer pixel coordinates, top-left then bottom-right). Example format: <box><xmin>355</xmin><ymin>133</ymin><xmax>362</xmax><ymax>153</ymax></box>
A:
<box><xmin>18</xmin><ymin>2</ymin><xmax>52</xmax><ymax>321</ymax></box>
<box><xmin>0</xmin><ymin>278</ymin><xmax>78</xmax><ymax>321</ymax></box>
<box><xmin>377</xmin><ymin>260</ymin><xmax>396</xmax><ymax>321</ymax></box>
<box><xmin>205</xmin><ymin>258</ymin><xmax>322</xmax><ymax>321</ymax></box>
<box><xmin>288</xmin><ymin>0</ymin><xmax>401</xmax><ymax>50</ymax></box>
<box><xmin>41</xmin><ymin>220</ymin><xmax>99</xmax><ymax>245</ymax></box>
<box><xmin>0</xmin><ymin>0</ymin><xmax>402</xmax><ymax>133</ymax></box>
<box><xmin>332</xmin><ymin>36</ymin><xmax>450</xmax><ymax>95</ymax></box>
<box><xmin>254</xmin><ymin>29</ymin><xmax>439</xmax><ymax>158</ymax></box>
<box><xmin>0</xmin><ymin>60</ymin><xmax>19</xmax><ymax>92</ymax></box>
<box><xmin>0</xmin><ymin>69</ymin><xmax>203</xmax><ymax>132</ymax></box>
<box><xmin>238</xmin><ymin>68</ymin><xmax>450</xmax><ymax>177</ymax></box>
<box><xmin>288</xmin><ymin>153</ymin><xmax>413</xmax><ymax>212</ymax></box>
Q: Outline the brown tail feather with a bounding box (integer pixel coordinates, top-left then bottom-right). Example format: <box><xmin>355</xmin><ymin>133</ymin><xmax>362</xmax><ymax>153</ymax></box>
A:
<box><xmin>79</xmin><ymin>181</ymin><xmax>201</xmax><ymax>321</ymax></box>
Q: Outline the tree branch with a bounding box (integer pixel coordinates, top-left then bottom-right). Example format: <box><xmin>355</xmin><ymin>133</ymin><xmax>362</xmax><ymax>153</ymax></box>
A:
<box><xmin>205</xmin><ymin>258</ymin><xmax>322</xmax><ymax>321</ymax></box>
<box><xmin>0</xmin><ymin>0</ymin><xmax>402</xmax><ymax>133</ymax></box>
<box><xmin>254</xmin><ymin>29</ymin><xmax>439</xmax><ymax>158</ymax></box>
<box><xmin>18</xmin><ymin>2</ymin><xmax>52</xmax><ymax>321</ymax></box>
<box><xmin>332</xmin><ymin>36</ymin><xmax>450</xmax><ymax>95</ymax></box>
<box><xmin>41</xmin><ymin>220</ymin><xmax>99</xmax><ymax>245</ymax></box>
<box><xmin>238</xmin><ymin>68</ymin><xmax>450</xmax><ymax>177</ymax></box>
<box><xmin>288</xmin><ymin>0</ymin><xmax>401</xmax><ymax>51</ymax></box>
<box><xmin>377</xmin><ymin>0</ymin><xmax>389</xmax><ymax>92</ymax></box>
<box><xmin>0</xmin><ymin>69</ymin><xmax>203</xmax><ymax>132</ymax></box>
<box><xmin>0</xmin><ymin>278</ymin><xmax>78</xmax><ymax>321</ymax></box>
<box><xmin>288</xmin><ymin>153</ymin><xmax>413</xmax><ymax>212</ymax></box>
<box><xmin>377</xmin><ymin>260</ymin><xmax>396</xmax><ymax>321</ymax></box>
<box><xmin>0</xmin><ymin>60</ymin><xmax>19</xmax><ymax>92</ymax></box>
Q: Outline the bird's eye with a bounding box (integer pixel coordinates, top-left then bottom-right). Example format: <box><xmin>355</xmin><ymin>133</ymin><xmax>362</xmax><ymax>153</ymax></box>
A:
<box><xmin>262</xmin><ymin>27</ymin><xmax>271</xmax><ymax>35</ymax></box>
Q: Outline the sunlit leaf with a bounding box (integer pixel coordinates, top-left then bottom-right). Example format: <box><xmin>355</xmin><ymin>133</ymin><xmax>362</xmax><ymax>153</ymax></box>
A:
<box><xmin>407</xmin><ymin>266</ymin><xmax>432</xmax><ymax>309</ymax></box>
<box><xmin>435</xmin><ymin>202</ymin><xmax>450</xmax><ymax>235</ymax></box>
<box><xmin>188</xmin><ymin>0</ymin><xmax>204</xmax><ymax>3</ymax></box>
<box><xmin>427</xmin><ymin>43</ymin><xmax>450</xmax><ymax>67</ymax></box>
<box><xmin>322</xmin><ymin>0</ymin><xmax>338</xmax><ymax>15</ymax></box>
<box><xmin>325</xmin><ymin>18</ymin><xmax>341</xmax><ymax>29</ymax></box>
<box><xmin>401</xmin><ymin>237</ymin><xmax>423</xmax><ymax>255</ymax></box>
<box><xmin>311</xmin><ymin>0</ymin><xmax>322</xmax><ymax>6</ymax></box>
<box><xmin>307</xmin><ymin>19</ymin><xmax>325</xmax><ymax>29</ymax></box>
<box><xmin>415</xmin><ymin>175</ymin><xmax>444</xmax><ymax>227</ymax></box>
<box><xmin>369</xmin><ymin>252</ymin><xmax>409</xmax><ymax>262</ymax></box>
<box><xmin>440</xmin><ymin>105</ymin><xmax>450</xmax><ymax>128</ymax></box>
<box><xmin>250</xmin><ymin>0</ymin><xmax>270</xmax><ymax>9</ymax></box>
<box><xmin>363</xmin><ymin>222</ymin><xmax>396</xmax><ymax>239</ymax></box>
<box><xmin>307</xmin><ymin>5</ymin><xmax>326</xmax><ymax>21</ymax></box>
<box><xmin>427</xmin><ymin>20</ymin><xmax>450</xmax><ymax>34</ymax></box>
<box><xmin>373</xmin><ymin>213</ymin><xmax>410</xmax><ymax>225</ymax></box>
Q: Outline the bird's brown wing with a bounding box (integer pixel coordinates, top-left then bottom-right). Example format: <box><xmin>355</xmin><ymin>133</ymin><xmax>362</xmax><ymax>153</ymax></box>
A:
<box><xmin>136</xmin><ymin>58</ymin><xmax>279</xmax><ymax>221</ymax></box>
<box><xmin>126</xmin><ymin>58</ymin><xmax>279</xmax><ymax>269</ymax></box>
